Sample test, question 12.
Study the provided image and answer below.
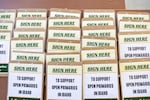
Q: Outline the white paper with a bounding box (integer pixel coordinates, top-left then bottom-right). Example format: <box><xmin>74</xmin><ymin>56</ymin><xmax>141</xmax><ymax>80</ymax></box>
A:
<box><xmin>0</xmin><ymin>41</ymin><xmax>10</xmax><ymax>63</ymax></box>
<box><xmin>119</xmin><ymin>43</ymin><xmax>150</xmax><ymax>59</ymax></box>
<box><xmin>46</xmin><ymin>54</ymin><xmax>80</xmax><ymax>63</ymax></box>
<box><xmin>0</xmin><ymin>12</ymin><xmax>16</xmax><ymax>22</ymax></box>
<box><xmin>82</xmin><ymin>49</ymin><xmax>116</xmax><ymax>61</ymax></box>
<box><xmin>84</xmin><ymin>12</ymin><xmax>115</xmax><ymax>19</ymax></box>
<box><xmin>121</xmin><ymin>71</ymin><xmax>150</xmax><ymax>98</ymax></box>
<box><xmin>47</xmin><ymin>75</ymin><xmax>82</xmax><ymax>100</ymax></box>
<box><xmin>17</xmin><ymin>12</ymin><xmax>47</xmax><ymax>18</ymax></box>
<box><xmin>11</xmin><ymin>52</ymin><xmax>45</xmax><ymax>63</ymax></box>
<box><xmin>82</xmin><ymin>29</ymin><xmax>116</xmax><ymax>38</ymax></box>
<box><xmin>48</xmin><ymin>18</ymin><xmax>80</xmax><ymax>27</ymax></box>
<box><xmin>11</xmin><ymin>39</ymin><xmax>44</xmax><ymax>53</ymax></box>
<box><xmin>84</xmin><ymin>73</ymin><xmax>119</xmax><ymax>99</ymax></box>
<box><xmin>48</xmin><ymin>29</ymin><xmax>81</xmax><ymax>40</ymax></box>
<box><xmin>50</xmin><ymin>12</ymin><xmax>80</xmax><ymax>18</ymax></box>
<box><xmin>16</xmin><ymin>19</ymin><xmax>47</xmax><ymax>29</ymax></box>
<box><xmin>82</xmin><ymin>38</ymin><xmax>116</xmax><ymax>48</ymax></box>
<box><xmin>82</xmin><ymin>20</ymin><xmax>114</xmax><ymax>27</ymax></box>
<box><xmin>7</xmin><ymin>63</ymin><xmax>43</xmax><ymax>99</ymax></box>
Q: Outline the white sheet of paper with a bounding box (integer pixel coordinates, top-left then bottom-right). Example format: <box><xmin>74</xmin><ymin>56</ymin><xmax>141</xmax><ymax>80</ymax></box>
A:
<box><xmin>119</xmin><ymin>43</ymin><xmax>150</xmax><ymax>59</ymax></box>
<box><xmin>83</xmin><ymin>63</ymin><xmax>119</xmax><ymax>99</ymax></box>
<box><xmin>7</xmin><ymin>62</ymin><xmax>43</xmax><ymax>99</ymax></box>
<box><xmin>11</xmin><ymin>39</ymin><xmax>44</xmax><ymax>53</ymax></box>
<box><xmin>47</xmin><ymin>64</ymin><xmax>82</xmax><ymax>100</ymax></box>
<box><xmin>0</xmin><ymin>41</ymin><xmax>10</xmax><ymax>63</ymax></box>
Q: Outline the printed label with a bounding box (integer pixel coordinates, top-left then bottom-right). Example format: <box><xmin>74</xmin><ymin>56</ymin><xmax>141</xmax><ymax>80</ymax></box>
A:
<box><xmin>117</xmin><ymin>13</ymin><xmax>150</xmax><ymax>22</ymax></box>
<box><xmin>82</xmin><ymin>20</ymin><xmax>114</xmax><ymax>27</ymax></box>
<box><xmin>14</xmin><ymin>31</ymin><xmax>46</xmax><ymax>39</ymax></box>
<box><xmin>8</xmin><ymin>62</ymin><xmax>43</xmax><ymax>100</ymax></box>
<box><xmin>0</xmin><ymin>31</ymin><xmax>11</xmax><ymax>40</ymax></box>
<box><xmin>120</xmin><ymin>61</ymin><xmax>150</xmax><ymax>72</ymax></box>
<box><xmin>84</xmin><ymin>12</ymin><xmax>115</xmax><ymax>19</ymax></box>
<box><xmin>83</xmin><ymin>63</ymin><xmax>119</xmax><ymax>99</ymax></box>
<box><xmin>50</xmin><ymin>11</ymin><xmax>80</xmax><ymax>18</ymax></box>
<box><xmin>0</xmin><ymin>64</ymin><xmax>8</xmax><ymax>73</ymax></box>
<box><xmin>48</xmin><ymin>18</ymin><xmax>80</xmax><ymax>27</ymax></box>
<box><xmin>82</xmin><ymin>38</ymin><xmax>116</xmax><ymax>48</ymax></box>
<box><xmin>48</xmin><ymin>29</ymin><xmax>81</xmax><ymax>40</ymax></box>
<box><xmin>16</xmin><ymin>19</ymin><xmax>47</xmax><ymax>29</ymax></box>
<box><xmin>119</xmin><ymin>43</ymin><xmax>150</xmax><ymax>59</ymax></box>
<box><xmin>11</xmin><ymin>39</ymin><xmax>44</xmax><ymax>53</ymax></box>
<box><xmin>47</xmin><ymin>41</ymin><xmax>80</xmax><ymax>53</ymax></box>
<box><xmin>0</xmin><ymin>12</ymin><xmax>16</xmax><ymax>22</ymax></box>
<box><xmin>119</xmin><ymin>33</ymin><xmax>150</xmax><ymax>59</ymax></box>
<box><xmin>120</xmin><ymin>61</ymin><xmax>150</xmax><ymax>99</ymax></box>
<box><xmin>82</xmin><ymin>49</ymin><xmax>116</xmax><ymax>61</ymax></box>
<box><xmin>0</xmin><ymin>22</ymin><xmax>13</xmax><ymax>31</ymax></box>
<box><xmin>119</xmin><ymin>21</ymin><xmax>150</xmax><ymax>32</ymax></box>
<box><xmin>17</xmin><ymin>12</ymin><xmax>47</xmax><ymax>18</ymax></box>
<box><xmin>11</xmin><ymin>52</ymin><xmax>45</xmax><ymax>63</ymax></box>
<box><xmin>46</xmin><ymin>54</ymin><xmax>80</xmax><ymax>63</ymax></box>
<box><xmin>47</xmin><ymin>64</ymin><xmax>82</xmax><ymax>100</ymax></box>
<box><xmin>83</xmin><ymin>29</ymin><xmax>116</xmax><ymax>38</ymax></box>
<box><xmin>119</xmin><ymin>34</ymin><xmax>150</xmax><ymax>44</ymax></box>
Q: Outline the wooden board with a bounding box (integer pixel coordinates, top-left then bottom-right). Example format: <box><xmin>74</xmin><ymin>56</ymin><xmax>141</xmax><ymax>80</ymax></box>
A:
<box><xmin>0</xmin><ymin>0</ymin><xmax>125</xmax><ymax>9</ymax></box>
<box><xmin>0</xmin><ymin>77</ymin><xmax>8</xmax><ymax>100</ymax></box>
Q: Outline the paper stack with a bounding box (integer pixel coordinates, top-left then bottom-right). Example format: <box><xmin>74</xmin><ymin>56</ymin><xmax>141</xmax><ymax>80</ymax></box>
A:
<box><xmin>7</xmin><ymin>9</ymin><xmax>47</xmax><ymax>100</ymax></box>
<box><xmin>82</xmin><ymin>9</ymin><xmax>119</xmax><ymax>100</ymax></box>
<box><xmin>0</xmin><ymin>9</ymin><xmax>16</xmax><ymax>76</ymax></box>
<box><xmin>118</xmin><ymin>11</ymin><xmax>150</xmax><ymax>100</ymax></box>
<box><xmin>46</xmin><ymin>8</ymin><xmax>82</xmax><ymax>100</ymax></box>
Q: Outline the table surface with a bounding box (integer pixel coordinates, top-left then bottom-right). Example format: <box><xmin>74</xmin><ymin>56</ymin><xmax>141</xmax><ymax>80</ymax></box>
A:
<box><xmin>0</xmin><ymin>0</ymin><xmax>125</xmax><ymax>9</ymax></box>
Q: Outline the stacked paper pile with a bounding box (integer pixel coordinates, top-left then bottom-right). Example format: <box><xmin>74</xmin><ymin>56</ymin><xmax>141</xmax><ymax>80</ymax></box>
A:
<box><xmin>46</xmin><ymin>8</ymin><xmax>82</xmax><ymax>100</ymax></box>
<box><xmin>0</xmin><ymin>8</ymin><xmax>149</xmax><ymax>100</ymax></box>
<box><xmin>82</xmin><ymin>9</ymin><xmax>119</xmax><ymax>100</ymax></box>
<box><xmin>0</xmin><ymin>9</ymin><xmax>16</xmax><ymax>76</ymax></box>
<box><xmin>7</xmin><ymin>9</ymin><xmax>47</xmax><ymax>100</ymax></box>
<box><xmin>118</xmin><ymin>11</ymin><xmax>150</xmax><ymax>100</ymax></box>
